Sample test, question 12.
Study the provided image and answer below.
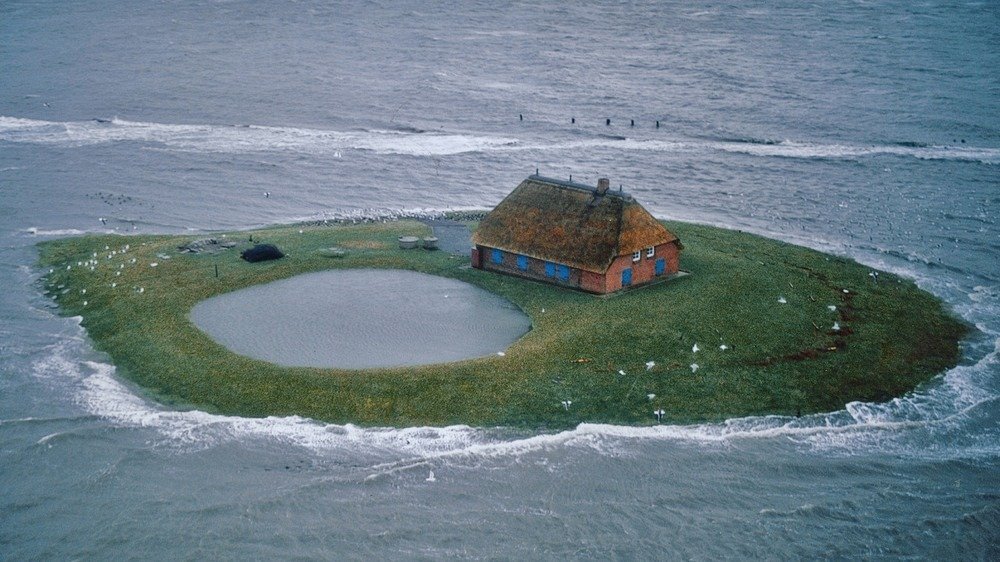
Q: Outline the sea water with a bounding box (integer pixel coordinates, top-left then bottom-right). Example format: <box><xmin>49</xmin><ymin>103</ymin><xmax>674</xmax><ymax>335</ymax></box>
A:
<box><xmin>1</xmin><ymin>0</ymin><xmax>997</xmax><ymax>558</ymax></box>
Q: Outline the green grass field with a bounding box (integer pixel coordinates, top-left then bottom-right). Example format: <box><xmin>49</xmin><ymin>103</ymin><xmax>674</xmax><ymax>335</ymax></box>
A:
<box><xmin>36</xmin><ymin>218</ymin><xmax>967</xmax><ymax>428</ymax></box>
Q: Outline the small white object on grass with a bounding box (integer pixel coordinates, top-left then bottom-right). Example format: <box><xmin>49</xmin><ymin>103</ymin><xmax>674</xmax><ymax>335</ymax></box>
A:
<box><xmin>828</xmin><ymin>305</ymin><xmax>837</xmax><ymax>312</ymax></box>
<box><xmin>647</xmin><ymin>393</ymin><xmax>656</xmax><ymax>401</ymax></box>
<box><xmin>654</xmin><ymin>409</ymin><xmax>665</xmax><ymax>422</ymax></box>
<box><xmin>618</xmin><ymin>369</ymin><xmax>626</xmax><ymax>376</ymax></box>
<box><xmin>83</xmin><ymin>301</ymin><xmax>88</xmax><ymax>307</ymax></box>
<box><xmin>778</xmin><ymin>296</ymin><xmax>787</xmax><ymax>304</ymax></box>
<box><xmin>299</xmin><ymin>230</ymin><xmax>303</xmax><ymax>234</ymax></box>
<box><xmin>692</xmin><ymin>343</ymin><xmax>699</xmax><ymax>353</ymax></box>
<box><xmin>832</xmin><ymin>321</ymin><xmax>840</xmax><ymax>331</ymax></box>
<box><xmin>843</xmin><ymin>289</ymin><xmax>850</xmax><ymax>293</ymax></box>
<box><xmin>645</xmin><ymin>361</ymin><xmax>655</xmax><ymax>370</ymax></box>
<box><xmin>150</xmin><ymin>263</ymin><xmax>158</xmax><ymax>268</ymax></box>
<box><xmin>719</xmin><ymin>344</ymin><xmax>729</xmax><ymax>351</ymax></box>
<box><xmin>561</xmin><ymin>400</ymin><xmax>573</xmax><ymax>410</ymax></box>
<box><xmin>496</xmin><ymin>351</ymin><xmax>505</xmax><ymax>356</ymax></box>
<box><xmin>690</xmin><ymin>363</ymin><xmax>699</xmax><ymax>373</ymax></box>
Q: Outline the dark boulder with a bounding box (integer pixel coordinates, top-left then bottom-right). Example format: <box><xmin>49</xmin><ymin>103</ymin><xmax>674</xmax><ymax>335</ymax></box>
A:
<box><xmin>241</xmin><ymin>244</ymin><xmax>285</xmax><ymax>263</ymax></box>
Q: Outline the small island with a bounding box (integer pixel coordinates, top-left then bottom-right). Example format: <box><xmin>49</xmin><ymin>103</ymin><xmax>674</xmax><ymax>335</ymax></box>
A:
<box><xmin>36</xmin><ymin>216</ymin><xmax>966</xmax><ymax>427</ymax></box>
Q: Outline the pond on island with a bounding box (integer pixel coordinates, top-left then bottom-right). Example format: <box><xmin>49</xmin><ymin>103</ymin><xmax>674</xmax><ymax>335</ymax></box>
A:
<box><xmin>189</xmin><ymin>269</ymin><xmax>532</xmax><ymax>369</ymax></box>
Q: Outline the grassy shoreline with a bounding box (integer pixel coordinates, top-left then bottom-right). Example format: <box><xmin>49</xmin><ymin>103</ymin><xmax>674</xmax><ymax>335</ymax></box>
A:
<box><xmin>37</xmin><ymin>218</ymin><xmax>967</xmax><ymax>428</ymax></box>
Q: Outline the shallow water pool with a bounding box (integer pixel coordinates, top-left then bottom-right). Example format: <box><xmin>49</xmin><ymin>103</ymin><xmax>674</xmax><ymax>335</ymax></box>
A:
<box><xmin>189</xmin><ymin>269</ymin><xmax>532</xmax><ymax>369</ymax></box>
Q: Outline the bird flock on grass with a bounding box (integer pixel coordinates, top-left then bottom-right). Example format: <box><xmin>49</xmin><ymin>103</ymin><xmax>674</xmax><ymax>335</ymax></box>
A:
<box><xmin>563</xmin><ymin>289</ymin><xmax>852</xmax><ymax>422</ymax></box>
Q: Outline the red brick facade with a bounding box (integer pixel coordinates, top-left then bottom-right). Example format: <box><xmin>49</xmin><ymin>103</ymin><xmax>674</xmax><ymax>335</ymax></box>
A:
<box><xmin>474</xmin><ymin>240</ymin><xmax>681</xmax><ymax>294</ymax></box>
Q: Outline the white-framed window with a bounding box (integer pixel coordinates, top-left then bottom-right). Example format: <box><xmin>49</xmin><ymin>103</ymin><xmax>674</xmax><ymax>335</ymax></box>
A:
<box><xmin>646</xmin><ymin>246</ymin><xmax>655</xmax><ymax>258</ymax></box>
<box><xmin>632</xmin><ymin>250</ymin><xmax>641</xmax><ymax>262</ymax></box>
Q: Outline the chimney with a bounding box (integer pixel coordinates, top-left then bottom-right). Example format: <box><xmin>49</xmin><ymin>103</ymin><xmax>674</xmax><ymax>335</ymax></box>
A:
<box><xmin>596</xmin><ymin>178</ymin><xmax>610</xmax><ymax>195</ymax></box>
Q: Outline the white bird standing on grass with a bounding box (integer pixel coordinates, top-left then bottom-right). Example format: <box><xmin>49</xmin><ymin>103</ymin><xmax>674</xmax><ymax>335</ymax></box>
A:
<box><xmin>690</xmin><ymin>363</ymin><xmax>699</xmax><ymax>373</ymax></box>
<box><xmin>692</xmin><ymin>343</ymin><xmax>699</xmax><ymax>353</ymax></box>
<box><xmin>645</xmin><ymin>361</ymin><xmax>655</xmax><ymax>370</ymax></box>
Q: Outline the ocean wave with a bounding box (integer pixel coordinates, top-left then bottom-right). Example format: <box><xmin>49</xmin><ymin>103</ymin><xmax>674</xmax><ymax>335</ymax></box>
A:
<box><xmin>3</xmin><ymin>115</ymin><xmax>997</xmax><ymax>163</ymax></box>
<box><xmin>22</xmin><ymin>227</ymin><xmax>89</xmax><ymax>237</ymax></box>
<box><xmin>0</xmin><ymin>116</ymin><xmax>519</xmax><ymax>156</ymax></box>
<box><xmin>28</xmin><ymin>324</ymin><xmax>999</xmax><ymax>468</ymax></box>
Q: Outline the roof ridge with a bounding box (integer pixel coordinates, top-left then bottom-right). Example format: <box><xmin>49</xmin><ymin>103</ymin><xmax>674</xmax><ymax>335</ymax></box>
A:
<box><xmin>528</xmin><ymin>174</ymin><xmax>632</xmax><ymax>200</ymax></box>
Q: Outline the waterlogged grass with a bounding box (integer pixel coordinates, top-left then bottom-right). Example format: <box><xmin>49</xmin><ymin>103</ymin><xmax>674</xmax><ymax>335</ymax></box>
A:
<box><xmin>37</xmin><ymin>219</ymin><xmax>967</xmax><ymax>427</ymax></box>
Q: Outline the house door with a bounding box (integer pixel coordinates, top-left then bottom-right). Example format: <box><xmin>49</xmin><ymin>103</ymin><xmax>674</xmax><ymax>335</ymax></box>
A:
<box><xmin>621</xmin><ymin>268</ymin><xmax>633</xmax><ymax>286</ymax></box>
<box><xmin>655</xmin><ymin>258</ymin><xmax>666</xmax><ymax>276</ymax></box>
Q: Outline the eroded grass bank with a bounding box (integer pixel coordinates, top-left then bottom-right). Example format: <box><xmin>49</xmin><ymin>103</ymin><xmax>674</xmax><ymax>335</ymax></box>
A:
<box><xmin>37</xmin><ymin>219</ymin><xmax>967</xmax><ymax>427</ymax></box>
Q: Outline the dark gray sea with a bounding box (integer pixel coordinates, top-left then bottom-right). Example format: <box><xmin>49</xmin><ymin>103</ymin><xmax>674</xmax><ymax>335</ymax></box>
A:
<box><xmin>2</xmin><ymin>1</ymin><xmax>998</xmax><ymax>558</ymax></box>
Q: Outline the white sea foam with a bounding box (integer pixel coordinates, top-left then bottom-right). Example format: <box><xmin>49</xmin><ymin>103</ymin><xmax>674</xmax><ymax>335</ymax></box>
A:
<box><xmin>28</xmin><ymin>323</ymin><xmax>998</xmax><ymax>466</ymax></box>
<box><xmin>22</xmin><ymin>227</ymin><xmax>89</xmax><ymax>237</ymax></box>
<box><xmin>3</xmin><ymin>115</ymin><xmax>997</xmax><ymax>163</ymax></box>
<box><xmin>0</xmin><ymin>116</ymin><xmax>519</xmax><ymax>156</ymax></box>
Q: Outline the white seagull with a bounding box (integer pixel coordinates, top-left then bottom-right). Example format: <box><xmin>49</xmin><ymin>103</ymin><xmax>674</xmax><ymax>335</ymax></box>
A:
<box><xmin>690</xmin><ymin>363</ymin><xmax>699</xmax><ymax>373</ymax></box>
<box><xmin>645</xmin><ymin>361</ymin><xmax>655</xmax><ymax>370</ymax></box>
<box><xmin>692</xmin><ymin>343</ymin><xmax>700</xmax><ymax>353</ymax></box>
<box><xmin>778</xmin><ymin>296</ymin><xmax>787</xmax><ymax>304</ymax></box>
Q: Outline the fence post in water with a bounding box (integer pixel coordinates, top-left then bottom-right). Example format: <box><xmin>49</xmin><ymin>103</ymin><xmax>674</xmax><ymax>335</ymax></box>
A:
<box><xmin>656</xmin><ymin>120</ymin><xmax>660</xmax><ymax>128</ymax></box>
<box><xmin>630</xmin><ymin>119</ymin><xmax>634</xmax><ymax>127</ymax></box>
<box><xmin>606</xmin><ymin>118</ymin><xmax>611</xmax><ymax>126</ymax></box>
<box><xmin>215</xmin><ymin>264</ymin><xmax>219</xmax><ymax>278</ymax></box>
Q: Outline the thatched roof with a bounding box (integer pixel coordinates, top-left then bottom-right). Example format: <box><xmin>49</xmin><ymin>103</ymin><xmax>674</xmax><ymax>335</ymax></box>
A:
<box><xmin>473</xmin><ymin>175</ymin><xmax>678</xmax><ymax>273</ymax></box>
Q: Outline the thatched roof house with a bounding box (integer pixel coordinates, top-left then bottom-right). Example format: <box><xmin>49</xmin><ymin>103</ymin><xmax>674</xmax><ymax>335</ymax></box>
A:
<box><xmin>471</xmin><ymin>175</ymin><xmax>682</xmax><ymax>294</ymax></box>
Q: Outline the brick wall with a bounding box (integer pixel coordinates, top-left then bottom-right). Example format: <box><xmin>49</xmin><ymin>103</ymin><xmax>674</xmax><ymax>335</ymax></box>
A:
<box><xmin>473</xmin><ymin>241</ymin><xmax>681</xmax><ymax>294</ymax></box>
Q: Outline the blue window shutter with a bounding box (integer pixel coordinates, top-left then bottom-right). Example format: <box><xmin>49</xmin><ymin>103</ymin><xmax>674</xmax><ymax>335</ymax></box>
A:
<box><xmin>517</xmin><ymin>255</ymin><xmax>528</xmax><ymax>270</ymax></box>
<box><xmin>558</xmin><ymin>264</ymin><xmax>570</xmax><ymax>281</ymax></box>
<box><xmin>545</xmin><ymin>262</ymin><xmax>555</xmax><ymax>277</ymax></box>
<box><xmin>491</xmin><ymin>248</ymin><xmax>502</xmax><ymax>264</ymax></box>
<box><xmin>622</xmin><ymin>268</ymin><xmax>633</xmax><ymax>286</ymax></box>
<box><xmin>655</xmin><ymin>258</ymin><xmax>665</xmax><ymax>276</ymax></box>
